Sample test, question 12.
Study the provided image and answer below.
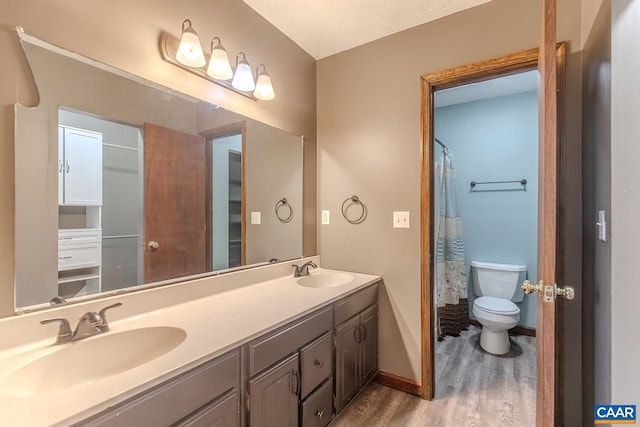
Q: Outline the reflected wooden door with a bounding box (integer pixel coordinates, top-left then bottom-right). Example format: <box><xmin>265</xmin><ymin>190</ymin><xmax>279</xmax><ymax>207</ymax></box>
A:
<box><xmin>143</xmin><ymin>123</ymin><xmax>206</xmax><ymax>283</ymax></box>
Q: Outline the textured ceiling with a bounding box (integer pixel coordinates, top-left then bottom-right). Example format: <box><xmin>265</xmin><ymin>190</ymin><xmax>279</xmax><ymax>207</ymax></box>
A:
<box><xmin>242</xmin><ymin>0</ymin><xmax>493</xmax><ymax>59</ymax></box>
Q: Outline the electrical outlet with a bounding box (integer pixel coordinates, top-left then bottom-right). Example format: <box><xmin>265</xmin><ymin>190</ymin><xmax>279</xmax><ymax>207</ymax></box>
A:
<box><xmin>393</xmin><ymin>211</ymin><xmax>410</xmax><ymax>228</ymax></box>
<box><xmin>321</xmin><ymin>210</ymin><xmax>330</xmax><ymax>225</ymax></box>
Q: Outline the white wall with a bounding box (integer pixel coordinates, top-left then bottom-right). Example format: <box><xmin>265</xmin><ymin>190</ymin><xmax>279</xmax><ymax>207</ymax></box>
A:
<box><xmin>611</xmin><ymin>0</ymin><xmax>640</xmax><ymax>405</ymax></box>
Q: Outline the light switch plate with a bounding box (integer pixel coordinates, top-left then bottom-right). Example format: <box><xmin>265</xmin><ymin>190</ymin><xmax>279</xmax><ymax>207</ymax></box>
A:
<box><xmin>251</xmin><ymin>211</ymin><xmax>261</xmax><ymax>225</ymax></box>
<box><xmin>597</xmin><ymin>210</ymin><xmax>606</xmax><ymax>242</ymax></box>
<box><xmin>321</xmin><ymin>210</ymin><xmax>330</xmax><ymax>225</ymax></box>
<box><xmin>393</xmin><ymin>211</ymin><xmax>410</xmax><ymax>228</ymax></box>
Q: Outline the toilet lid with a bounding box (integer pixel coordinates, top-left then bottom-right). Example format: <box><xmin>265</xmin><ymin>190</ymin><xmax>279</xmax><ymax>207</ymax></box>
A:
<box><xmin>474</xmin><ymin>296</ymin><xmax>519</xmax><ymax>315</ymax></box>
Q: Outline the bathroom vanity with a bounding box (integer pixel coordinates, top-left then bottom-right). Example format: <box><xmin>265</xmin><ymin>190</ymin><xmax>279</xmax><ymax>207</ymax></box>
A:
<box><xmin>0</xmin><ymin>259</ymin><xmax>380</xmax><ymax>426</ymax></box>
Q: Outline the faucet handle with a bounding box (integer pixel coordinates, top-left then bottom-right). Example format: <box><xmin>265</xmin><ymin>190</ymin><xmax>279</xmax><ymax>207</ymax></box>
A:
<box><xmin>292</xmin><ymin>264</ymin><xmax>302</xmax><ymax>277</ymax></box>
<box><xmin>98</xmin><ymin>302</ymin><xmax>122</xmax><ymax>332</ymax></box>
<box><xmin>41</xmin><ymin>317</ymin><xmax>72</xmax><ymax>344</ymax></box>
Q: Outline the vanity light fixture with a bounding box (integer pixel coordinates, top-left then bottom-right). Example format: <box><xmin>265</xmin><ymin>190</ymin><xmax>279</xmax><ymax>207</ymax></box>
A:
<box><xmin>206</xmin><ymin>37</ymin><xmax>233</xmax><ymax>80</ymax></box>
<box><xmin>254</xmin><ymin>64</ymin><xmax>275</xmax><ymax>101</ymax></box>
<box><xmin>175</xmin><ymin>19</ymin><xmax>206</xmax><ymax>67</ymax></box>
<box><xmin>160</xmin><ymin>19</ymin><xmax>276</xmax><ymax>101</ymax></box>
<box><xmin>231</xmin><ymin>52</ymin><xmax>256</xmax><ymax>92</ymax></box>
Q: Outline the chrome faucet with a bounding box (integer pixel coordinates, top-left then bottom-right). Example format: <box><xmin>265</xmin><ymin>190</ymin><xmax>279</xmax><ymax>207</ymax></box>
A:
<box><xmin>293</xmin><ymin>261</ymin><xmax>317</xmax><ymax>277</ymax></box>
<box><xmin>40</xmin><ymin>302</ymin><xmax>122</xmax><ymax>345</ymax></box>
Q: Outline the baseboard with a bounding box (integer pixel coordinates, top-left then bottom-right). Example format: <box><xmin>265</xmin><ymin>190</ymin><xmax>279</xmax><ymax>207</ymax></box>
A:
<box><xmin>376</xmin><ymin>371</ymin><xmax>422</xmax><ymax>397</ymax></box>
<box><xmin>469</xmin><ymin>318</ymin><xmax>537</xmax><ymax>337</ymax></box>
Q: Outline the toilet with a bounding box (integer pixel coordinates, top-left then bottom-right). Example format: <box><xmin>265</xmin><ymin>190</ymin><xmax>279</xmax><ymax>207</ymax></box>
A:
<box><xmin>471</xmin><ymin>261</ymin><xmax>527</xmax><ymax>355</ymax></box>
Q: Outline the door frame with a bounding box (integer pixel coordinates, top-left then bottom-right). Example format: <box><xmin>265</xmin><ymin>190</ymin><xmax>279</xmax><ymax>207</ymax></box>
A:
<box><xmin>200</xmin><ymin>121</ymin><xmax>247</xmax><ymax>269</ymax></box>
<box><xmin>419</xmin><ymin>44</ymin><xmax>566</xmax><ymax>402</ymax></box>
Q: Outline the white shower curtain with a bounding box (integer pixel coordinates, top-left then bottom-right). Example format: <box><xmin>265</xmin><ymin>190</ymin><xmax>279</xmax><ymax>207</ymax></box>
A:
<box><xmin>435</xmin><ymin>148</ymin><xmax>469</xmax><ymax>339</ymax></box>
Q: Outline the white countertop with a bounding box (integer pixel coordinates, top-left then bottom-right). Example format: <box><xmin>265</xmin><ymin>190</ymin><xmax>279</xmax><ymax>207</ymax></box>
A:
<box><xmin>0</xmin><ymin>264</ymin><xmax>380</xmax><ymax>426</ymax></box>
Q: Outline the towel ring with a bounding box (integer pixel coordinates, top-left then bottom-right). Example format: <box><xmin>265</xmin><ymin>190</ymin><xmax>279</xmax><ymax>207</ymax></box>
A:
<box><xmin>275</xmin><ymin>198</ymin><xmax>293</xmax><ymax>223</ymax></box>
<box><xmin>341</xmin><ymin>195</ymin><xmax>367</xmax><ymax>224</ymax></box>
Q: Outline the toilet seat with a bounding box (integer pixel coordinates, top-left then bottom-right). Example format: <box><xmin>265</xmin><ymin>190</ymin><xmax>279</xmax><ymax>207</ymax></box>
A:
<box><xmin>473</xmin><ymin>296</ymin><xmax>519</xmax><ymax>315</ymax></box>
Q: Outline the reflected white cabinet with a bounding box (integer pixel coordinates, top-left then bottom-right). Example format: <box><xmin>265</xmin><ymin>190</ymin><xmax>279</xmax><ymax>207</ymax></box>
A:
<box><xmin>58</xmin><ymin>126</ymin><xmax>103</xmax><ymax>206</ymax></box>
<box><xmin>58</xmin><ymin>229</ymin><xmax>102</xmax><ymax>297</ymax></box>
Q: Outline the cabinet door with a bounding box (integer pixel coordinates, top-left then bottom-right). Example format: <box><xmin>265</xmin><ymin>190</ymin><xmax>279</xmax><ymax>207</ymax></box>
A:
<box><xmin>360</xmin><ymin>305</ymin><xmax>378</xmax><ymax>385</ymax></box>
<box><xmin>249</xmin><ymin>354</ymin><xmax>299</xmax><ymax>427</ymax></box>
<box><xmin>58</xmin><ymin>126</ymin><xmax>64</xmax><ymax>205</ymax></box>
<box><xmin>178</xmin><ymin>390</ymin><xmax>239</xmax><ymax>427</ymax></box>
<box><xmin>334</xmin><ymin>315</ymin><xmax>360</xmax><ymax>412</ymax></box>
<box><xmin>62</xmin><ymin>127</ymin><xmax>102</xmax><ymax>206</ymax></box>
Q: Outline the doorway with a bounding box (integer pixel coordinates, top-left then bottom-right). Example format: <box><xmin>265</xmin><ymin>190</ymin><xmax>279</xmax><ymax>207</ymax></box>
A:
<box><xmin>430</xmin><ymin>69</ymin><xmax>539</xmax><ymax>423</ymax></box>
<box><xmin>420</xmin><ymin>43</ymin><xmax>567</xmax><ymax>408</ymax></box>
<box><xmin>201</xmin><ymin>122</ymin><xmax>247</xmax><ymax>271</ymax></box>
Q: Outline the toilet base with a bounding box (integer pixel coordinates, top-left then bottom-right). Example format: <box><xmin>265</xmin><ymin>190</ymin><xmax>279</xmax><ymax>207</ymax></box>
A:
<box><xmin>479</xmin><ymin>327</ymin><xmax>511</xmax><ymax>355</ymax></box>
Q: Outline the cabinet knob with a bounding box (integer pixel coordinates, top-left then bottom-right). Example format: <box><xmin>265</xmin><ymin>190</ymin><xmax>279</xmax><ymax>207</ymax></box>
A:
<box><xmin>314</xmin><ymin>359</ymin><xmax>324</xmax><ymax>368</ymax></box>
<box><xmin>148</xmin><ymin>240</ymin><xmax>160</xmax><ymax>250</ymax></box>
<box><xmin>315</xmin><ymin>410</ymin><xmax>324</xmax><ymax>419</ymax></box>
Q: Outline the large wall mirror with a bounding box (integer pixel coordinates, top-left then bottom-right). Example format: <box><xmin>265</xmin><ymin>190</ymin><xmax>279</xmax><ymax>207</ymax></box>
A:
<box><xmin>15</xmin><ymin>34</ymin><xmax>303</xmax><ymax>311</ymax></box>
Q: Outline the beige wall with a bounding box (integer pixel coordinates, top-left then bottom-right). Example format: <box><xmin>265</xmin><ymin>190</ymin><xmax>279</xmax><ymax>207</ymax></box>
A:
<box><xmin>244</xmin><ymin>121</ymin><xmax>303</xmax><ymax>264</ymax></box>
<box><xmin>195</xmin><ymin>104</ymin><xmax>304</xmax><ymax>266</ymax></box>
<box><xmin>1</xmin><ymin>0</ymin><xmax>317</xmax><ymax>316</ymax></box>
<box><xmin>317</xmin><ymin>0</ymin><xmax>583</xmax><ymax>420</ymax></box>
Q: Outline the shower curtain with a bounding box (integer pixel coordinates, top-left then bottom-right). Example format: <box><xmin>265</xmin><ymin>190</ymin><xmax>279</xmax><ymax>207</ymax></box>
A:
<box><xmin>435</xmin><ymin>148</ymin><xmax>469</xmax><ymax>340</ymax></box>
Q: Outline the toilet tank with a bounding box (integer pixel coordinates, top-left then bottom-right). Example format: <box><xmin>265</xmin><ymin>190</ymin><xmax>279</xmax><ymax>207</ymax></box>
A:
<box><xmin>471</xmin><ymin>261</ymin><xmax>527</xmax><ymax>302</ymax></box>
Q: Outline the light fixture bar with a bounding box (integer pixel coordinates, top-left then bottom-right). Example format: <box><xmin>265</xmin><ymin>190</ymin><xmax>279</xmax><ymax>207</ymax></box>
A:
<box><xmin>160</xmin><ymin>33</ymin><xmax>258</xmax><ymax>101</ymax></box>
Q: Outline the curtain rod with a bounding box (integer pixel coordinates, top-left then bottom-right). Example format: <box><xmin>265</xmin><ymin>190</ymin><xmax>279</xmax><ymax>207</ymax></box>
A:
<box><xmin>435</xmin><ymin>138</ymin><xmax>448</xmax><ymax>149</ymax></box>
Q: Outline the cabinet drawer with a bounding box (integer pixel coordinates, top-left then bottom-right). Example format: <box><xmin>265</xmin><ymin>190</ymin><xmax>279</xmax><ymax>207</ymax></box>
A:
<box><xmin>248</xmin><ymin>306</ymin><xmax>332</xmax><ymax>376</ymax></box>
<box><xmin>80</xmin><ymin>350</ymin><xmax>239</xmax><ymax>427</ymax></box>
<box><xmin>301</xmin><ymin>378</ymin><xmax>333</xmax><ymax>427</ymax></box>
<box><xmin>58</xmin><ymin>229</ymin><xmax>102</xmax><ymax>245</ymax></box>
<box><xmin>334</xmin><ymin>282</ymin><xmax>379</xmax><ymax>325</ymax></box>
<box><xmin>58</xmin><ymin>243</ymin><xmax>101</xmax><ymax>271</ymax></box>
<box><xmin>300</xmin><ymin>332</ymin><xmax>332</xmax><ymax>398</ymax></box>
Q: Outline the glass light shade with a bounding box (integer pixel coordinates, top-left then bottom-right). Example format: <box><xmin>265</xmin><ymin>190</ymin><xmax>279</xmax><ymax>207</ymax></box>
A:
<box><xmin>176</xmin><ymin>20</ymin><xmax>206</xmax><ymax>67</ymax></box>
<box><xmin>254</xmin><ymin>69</ymin><xmax>275</xmax><ymax>100</ymax></box>
<box><xmin>206</xmin><ymin>41</ymin><xmax>233</xmax><ymax>80</ymax></box>
<box><xmin>232</xmin><ymin>56</ymin><xmax>256</xmax><ymax>91</ymax></box>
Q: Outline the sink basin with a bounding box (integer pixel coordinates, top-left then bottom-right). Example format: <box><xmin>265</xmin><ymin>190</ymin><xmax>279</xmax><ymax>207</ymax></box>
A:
<box><xmin>0</xmin><ymin>326</ymin><xmax>186</xmax><ymax>397</ymax></box>
<box><xmin>297</xmin><ymin>272</ymin><xmax>353</xmax><ymax>288</ymax></box>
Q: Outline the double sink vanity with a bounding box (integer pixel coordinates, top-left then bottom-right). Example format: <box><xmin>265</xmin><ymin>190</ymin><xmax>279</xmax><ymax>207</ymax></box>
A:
<box><xmin>0</xmin><ymin>257</ymin><xmax>381</xmax><ymax>426</ymax></box>
<box><xmin>4</xmin><ymin>30</ymin><xmax>380</xmax><ymax>427</ymax></box>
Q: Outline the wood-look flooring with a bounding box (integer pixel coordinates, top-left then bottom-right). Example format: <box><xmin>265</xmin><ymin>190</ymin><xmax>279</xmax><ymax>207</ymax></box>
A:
<box><xmin>333</xmin><ymin>325</ymin><xmax>536</xmax><ymax>426</ymax></box>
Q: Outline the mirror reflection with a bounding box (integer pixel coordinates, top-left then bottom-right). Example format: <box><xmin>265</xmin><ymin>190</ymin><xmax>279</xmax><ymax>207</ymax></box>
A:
<box><xmin>15</xmin><ymin>36</ymin><xmax>303</xmax><ymax>310</ymax></box>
